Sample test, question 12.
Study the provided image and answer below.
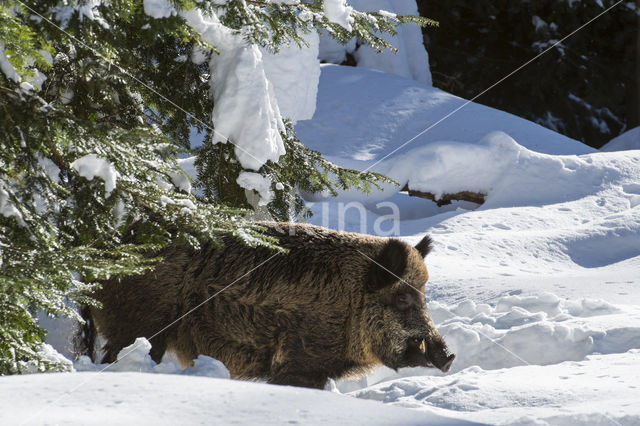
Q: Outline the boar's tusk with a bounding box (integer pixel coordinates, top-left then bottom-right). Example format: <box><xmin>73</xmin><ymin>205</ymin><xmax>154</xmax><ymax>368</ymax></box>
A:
<box><xmin>419</xmin><ymin>340</ymin><xmax>426</xmax><ymax>354</ymax></box>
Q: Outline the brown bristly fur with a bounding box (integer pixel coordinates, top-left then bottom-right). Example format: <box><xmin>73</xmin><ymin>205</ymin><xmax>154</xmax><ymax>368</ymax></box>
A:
<box><xmin>84</xmin><ymin>222</ymin><xmax>452</xmax><ymax>388</ymax></box>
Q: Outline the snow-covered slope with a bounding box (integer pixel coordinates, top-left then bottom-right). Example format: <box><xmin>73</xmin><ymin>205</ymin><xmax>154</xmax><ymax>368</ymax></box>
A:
<box><xmin>600</xmin><ymin>126</ymin><xmax>640</xmax><ymax>152</ymax></box>
<box><xmin>295</xmin><ymin>65</ymin><xmax>594</xmax><ymax>167</ymax></box>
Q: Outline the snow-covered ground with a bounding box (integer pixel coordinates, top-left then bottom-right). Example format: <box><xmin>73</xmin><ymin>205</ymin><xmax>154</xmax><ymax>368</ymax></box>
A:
<box><xmin>11</xmin><ymin>63</ymin><xmax>639</xmax><ymax>425</ymax></box>
<box><xmin>5</xmin><ymin>13</ymin><xmax>640</xmax><ymax>426</ymax></box>
<box><xmin>295</xmin><ymin>65</ymin><xmax>640</xmax><ymax>425</ymax></box>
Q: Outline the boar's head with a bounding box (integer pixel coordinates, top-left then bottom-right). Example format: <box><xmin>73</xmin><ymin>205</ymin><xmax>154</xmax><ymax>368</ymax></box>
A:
<box><xmin>362</xmin><ymin>236</ymin><xmax>455</xmax><ymax>373</ymax></box>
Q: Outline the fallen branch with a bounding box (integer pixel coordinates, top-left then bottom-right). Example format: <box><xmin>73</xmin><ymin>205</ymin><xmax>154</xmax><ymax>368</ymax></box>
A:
<box><xmin>401</xmin><ymin>184</ymin><xmax>486</xmax><ymax>206</ymax></box>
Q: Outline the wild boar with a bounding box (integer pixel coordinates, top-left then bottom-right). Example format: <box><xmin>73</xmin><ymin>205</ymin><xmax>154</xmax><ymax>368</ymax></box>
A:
<box><xmin>80</xmin><ymin>222</ymin><xmax>455</xmax><ymax>388</ymax></box>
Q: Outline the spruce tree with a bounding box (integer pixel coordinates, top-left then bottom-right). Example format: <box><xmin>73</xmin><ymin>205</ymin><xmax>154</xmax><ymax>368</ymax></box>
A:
<box><xmin>0</xmin><ymin>1</ymin><xmax>431</xmax><ymax>373</ymax></box>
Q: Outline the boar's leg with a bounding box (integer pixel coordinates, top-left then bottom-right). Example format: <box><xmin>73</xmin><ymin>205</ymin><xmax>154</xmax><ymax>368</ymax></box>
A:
<box><xmin>268</xmin><ymin>369</ymin><xmax>329</xmax><ymax>389</ymax></box>
<box><xmin>267</xmin><ymin>333</ymin><xmax>330</xmax><ymax>389</ymax></box>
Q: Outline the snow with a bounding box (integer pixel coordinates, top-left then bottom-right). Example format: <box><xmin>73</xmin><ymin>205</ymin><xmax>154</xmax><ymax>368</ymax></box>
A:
<box><xmin>181</xmin><ymin>9</ymin><xmax>286</xmax><ymax>171</ymax></box>
<box><xmin>52</xmin><ymin>0</ymin><xmax>110</xmax><ymax>30</ymax></box>
<box><xmin>600</xmin><ymin>126</ymin><xmax>640</xmax><ymax>152</ymax></box>
<box><xmin>0</xmin><ymin>43</ymin><xmax>21</xmax><ymax>83</ymax></box>
<box><xmin>296</xmin><ymin>65</ymin><xmax>595</xmax><ymax>203</ymax></box>
<box><xmin>37</xmin><ymin>154</ymin><xmax>61</xmax><ymax>183</ymax></box>
<box><xmin>0</xmin><ymin>185</ymin><xmax>25</xmax><ymax>225</ymax></box>
<box><xmin>352</xmin><ymin>351</ymin><xmax>640</xmax><ymax>425</ymax></box>
<box><xmin>74</xmin><ymin>338</ymin><xmax>230</xmax><ymax>378</ymax></box>
<box><xmin>3</xmin><ymin>372</ymin><xmax>470</xmax><ymax>426</ymax></box>
<box><xmin>351</xmin><ymin>0</ymin><xmax>432</xmax><ymax>84</ymax></box>
<box><xmin>168</xmin><ymin>170</ymin><xmax>191</xmax><ymax>193</ymax></box>
<box><xmin>5</xmin><ymin>15</ymin><xmax>640</xmax><ymax>426</ymax></box>
<box><xmin>323</xmin><ymin>0</ymin><xmax>353</xmax><ymax>31</ymax></box>
<box><xmin>143</xmin><ymin>0</ymin><xmax>176</xmax><ymax>19</ymax></box>
<box><xmin>261</xmin><ymin>32</ymin><xmax>320</xmax><ymax>123</ymax></box>
<box><xmin>296</xmin><ymin>65</ymin><xmax>592</xmax><ymax>164</ymax></box>
<box><xmin>318</xmin><ymin>0</ymin><xmax>432</xmax><ymax>84</ymax></box>
<box><xmin>70</xmin><ymin>154</ymin><xmax>118</xmax><ymax>195</ymax></box>
<box><xmin>236</xmin><ymin>171</ymin><xmax>274</xmax><ymax>206</ymax></box>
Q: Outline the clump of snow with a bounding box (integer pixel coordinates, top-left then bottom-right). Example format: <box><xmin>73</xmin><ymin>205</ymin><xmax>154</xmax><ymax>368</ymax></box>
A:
<box><xmin>236</xmin><ymin>171</ymin><xmax>274</xmax><ymax>206</ymax></box>
<box><xmin>19</xmin><ymin>81</ymin><xmax>34</xmax><ymax>92</ymax></box>
<box><xmin>38</xmin><ymin>49</ymin><xmax>53</xmax><ymax>65</ymax></box>
<box><xmin>110</xmin><ymin>338</ymin><xmax>157</xmax><ymax>372</ymax></box>
<box><xmin>0</xmin><ymin>185</ymin><xmax>24</xmax><ymax>225</ymax></box>
<box><xmin>52</xmin><ymin>0</ymin><xmax>109</xmax><ymax>29</ymax></box>
<box><xmin>182</xmin><ymin>9</ymin><xmax>285</xmax><ymax>171</ymax></box>
<box><xmin>162</xmin><ymin>195</ymin><xmax>196</xmax><ymax>211</ymax></box>
<box><xmin>143</xmin><ymin>0</ymin><xmax>176</xmax><ymax>19</ymax></box>
<box><xmin>32</xmin><ymin>344</ymin><xmax>75</xmax><ymax>373</ymax></box>
<box><xmin>168</xmin><ymin>170</ymin><xmax>191</xmax><ymax>193</ymax></box>
<box><xmin>70</xmin><ymin>153</ymin><xmax>118</xmax><ymax>195</ymax></box>
<box><xmin>37</xmin><ymin>154</ymin><xmax>61</xmax><ymax>183</ymax></box>
<box><xmin>600</xmin><ymin>126</ymin><xmax>640</xmax><ymax>152</ymax></box>
<box><xmin>75</xmin><ymin>337</ymin><xmax>231</xmax><ymax>379</ymax></box>
<box><xmin>531</xmin><ymin>15</ymin><xmax>548</xmax><ymax>31</ymax></box>
<box><xmin>323</xmin><ymin>0</ymin><xmax>353</xmax><ymax>31</ymax></box>
<box><xmin>12</xmin><ymin>343</ymin><xmax>75</xmax><ymax>374</ymax></box>
<box><xmin>60</xmin><ymin>88</ymin><xmax>74</xmax><ymax>104</ymax></box>
<box><xmin>186</xmin><ymin>355</ymin><xmax>231</xmax><ymax>379</ymax></box>
<box><xmin>0</xmin><ymin>43</ymin><xmax>21</xmax><ymax>83</ymax></box>
<box><xmin>261</xmin><ymin>31</ymin><xmax>320</xmax><ymax>123</ymax></box>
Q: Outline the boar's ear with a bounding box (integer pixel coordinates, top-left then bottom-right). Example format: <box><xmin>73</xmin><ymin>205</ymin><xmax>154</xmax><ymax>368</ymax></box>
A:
<box><xmin>366</xmin><ymin>239</ymin><xmax>408</xmax><ymax>292</ymax></box>
<box><xmin>415</xmin><ymin>235</ymin><xmax>433</xmax><ymax>258</ymax></box>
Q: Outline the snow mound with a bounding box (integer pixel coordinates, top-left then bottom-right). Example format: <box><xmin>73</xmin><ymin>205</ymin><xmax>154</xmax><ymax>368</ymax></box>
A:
<box><xmin>350</xmin><ymin>350</ymin><xmax>640</xmax><ymax>425</ymax></box>
<box><xmin>75</xmin><ymin>337</ymin><xmax>230</xmax><ymax>379</ymax></box>
<box><xmin>2</xmin><ymin>372</ymin><xmax>473</xmax><ymax>425</ymax></box>
<box><xmin>432</xmin><ymin>294</ymin><xmax>640</xmax><ymax>372</ymax></box>
<box><xmin>295</xmin><ymin>65</ymin><xmax>593</xmax><ymax>171</ymax></box>
<box><xmin>302</xmin><ymin>129</ymin><xmax>638</xmax><ymax>207</ymax></box>
<box><xmin>335</xmin><ymin>294</ymin><xmax>640</xmax><ymax>393</ymax></box>
<box><xmin>600</xmin><ymin>126</ymin><xmax>640</xmax><ymax>152</ymax></box>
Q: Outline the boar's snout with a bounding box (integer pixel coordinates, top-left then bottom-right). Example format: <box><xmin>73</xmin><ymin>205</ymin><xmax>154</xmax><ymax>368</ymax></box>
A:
<box><xmin>405</xmin><ymin>335</ymin><xmax>455</xmax><ymax>373</ymax></box>
<box><xmin>427</xmin><ymin>338</ymin><xmax>455</xmax><ymax>373</ymax></box>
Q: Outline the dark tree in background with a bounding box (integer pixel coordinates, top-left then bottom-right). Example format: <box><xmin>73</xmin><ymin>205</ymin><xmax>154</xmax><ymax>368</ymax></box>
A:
<box><xmin>418</xmin><ymin>0</ymin><xmax>639</xmax><ymax>148</ymax></box>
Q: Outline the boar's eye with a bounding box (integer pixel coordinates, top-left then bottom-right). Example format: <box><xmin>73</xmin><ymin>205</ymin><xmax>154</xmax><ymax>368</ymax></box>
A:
<box><xmin>395</xmin><ymin>293</ymin><xmax>413</xmax><ymax>310</ymax></box>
